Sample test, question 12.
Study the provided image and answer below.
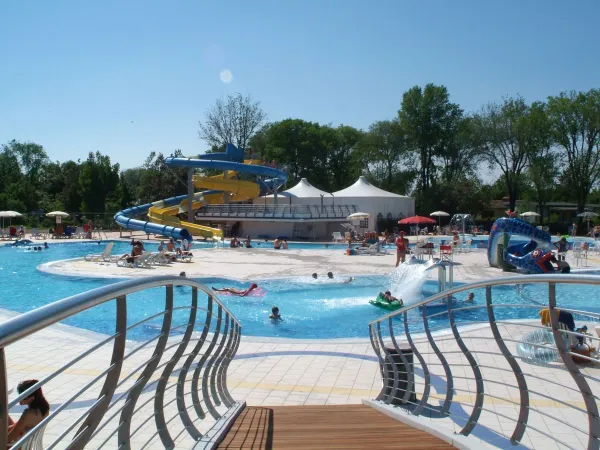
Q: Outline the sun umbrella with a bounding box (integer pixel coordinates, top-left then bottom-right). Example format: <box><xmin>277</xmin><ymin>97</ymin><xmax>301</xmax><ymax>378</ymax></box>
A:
<box><xmin>347</xmin><ymin>212</ymin><xmax>370</xmax><ymax>220</ymax></box>
<box><xmin>398</xmin><ymin>215</ymin><xmax>436</xmax><ymax>225</ymax></box>
<box><xmin>0</xmin><ymin>211</ymin><xmax>22</xmax><ymax>229</ymax></box>
<box><xmin>46</xmin><ymin>211</ymin><xmax>70</xmax><ymax>217</ymax></box>
<box><xmin>520</xmin><ymin>211</ymin><xmax>540</xmax><ymax>217</ymax></box>
<box><xmin>577</xmin><ymin>211</ymin><xmax>598</xmax><ymax>233</ymax></box>
<box><xmin>429</xmin><ymin>211</ymin><xmax>450</xmax><ymax>228</ymax></box>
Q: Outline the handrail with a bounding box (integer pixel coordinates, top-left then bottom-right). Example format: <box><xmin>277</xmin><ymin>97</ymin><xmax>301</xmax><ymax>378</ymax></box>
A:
<box><xmin>195</xmin><ymin>203</ymin><xmax>358</xmax><ymax>219</ymax></box>
<box><xmin>0</xmin><ymin>276</ymin><xmax>243</xmax><ymax>449</ymax></box>
<box><xmin>368</xmin><ymin>272</ymin><xmax>600</xmax><ymax>450</ymax></box>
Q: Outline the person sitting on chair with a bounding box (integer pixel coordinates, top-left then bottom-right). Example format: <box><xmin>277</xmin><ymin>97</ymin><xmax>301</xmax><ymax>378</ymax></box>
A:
<box><xmin>7</xmin><ymin>380</ymin><xmax>50</xmax><ymax>444</ymax></box>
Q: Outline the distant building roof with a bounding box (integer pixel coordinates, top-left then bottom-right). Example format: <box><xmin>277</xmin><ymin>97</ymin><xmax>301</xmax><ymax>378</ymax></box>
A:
<box><xmin>332</xmin><ymin>176</ymin><xmax>410</xmax><ymax>198</ymax></box>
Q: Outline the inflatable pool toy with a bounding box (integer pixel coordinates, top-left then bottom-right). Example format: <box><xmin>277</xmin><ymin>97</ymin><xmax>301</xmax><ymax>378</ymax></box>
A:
<box><xmin>12</xmin><ymin>239</ymin><xmax>34</xmax><ymax>247</ymax></box>
<box><xmin>369</xmin><ymin>294</ymin><xmax>403</xmax><ymax>311</ymax></box>
<box><xmin>488</xmin><ymin>217</ymin><xmax>570</xmax><ymax>274</ymax></box>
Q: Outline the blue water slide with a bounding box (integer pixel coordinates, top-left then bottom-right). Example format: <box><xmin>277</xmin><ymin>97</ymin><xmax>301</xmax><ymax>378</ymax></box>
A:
<box><xmin>114</xmin><ymin>144</ymin><xmax>288</xmax><ymax>240</ymax></box>
<box><xmin>487</xmin><ymin>217</ymin><xmax>552</xmax><ymax>273</ymax></box>
<box><xmin>114</xmin><ymin>194</ymin><xmax>195</xmax><ymax>241</ymax></box>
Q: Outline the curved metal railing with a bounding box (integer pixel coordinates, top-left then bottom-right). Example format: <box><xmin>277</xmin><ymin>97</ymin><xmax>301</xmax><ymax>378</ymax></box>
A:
<box><xmin>0</xmin><ymin>276</ymin><xmax>242</xmax><ymax>449</ymax></box>
<box><xmin>369</xmin><ymin>273</ymin><xmax>600</xmax><ymax>450</ymax></box>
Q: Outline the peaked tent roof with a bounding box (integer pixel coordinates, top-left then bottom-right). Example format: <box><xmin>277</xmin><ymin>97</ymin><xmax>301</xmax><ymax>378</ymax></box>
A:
<box><xmin>332</xmin><ymin>176</ymin><xmax>410</xmax><ymax>198</ymax></box>
<box><xmin>263</xmin><ymin>178</ymin><xmax>331</xmax><ymax>198</ymax></box>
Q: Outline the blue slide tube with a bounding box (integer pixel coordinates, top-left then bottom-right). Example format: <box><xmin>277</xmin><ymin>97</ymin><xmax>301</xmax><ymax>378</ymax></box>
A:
<box><xmin>114</xmin><ymin>144</ymin><xmax>288</xmax><ymax>241</ymax></box>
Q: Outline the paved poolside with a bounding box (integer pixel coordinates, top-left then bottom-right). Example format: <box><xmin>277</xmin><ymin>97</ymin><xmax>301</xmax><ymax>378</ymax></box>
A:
<box><xmin>3</xmin><ymin>237</ymin><xmax>600</xmax><ymax>448</ymax></box>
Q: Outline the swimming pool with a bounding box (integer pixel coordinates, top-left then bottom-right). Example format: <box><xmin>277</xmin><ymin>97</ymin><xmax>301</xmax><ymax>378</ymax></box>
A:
<box><xmin>1</xmin><ymin>241</ymin><xmax>599</xmax><ymax>340</ymax></box>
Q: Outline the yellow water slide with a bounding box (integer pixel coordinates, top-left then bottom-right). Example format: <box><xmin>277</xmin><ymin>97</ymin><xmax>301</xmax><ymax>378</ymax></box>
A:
<box><xmin>146</xmin><ymin>160</ymin><xmax>264</xmax><ymax>239</ymax></box>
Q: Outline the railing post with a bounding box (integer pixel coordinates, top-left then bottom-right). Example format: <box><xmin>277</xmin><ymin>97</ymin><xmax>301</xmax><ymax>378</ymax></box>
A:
<box><xmin>0</xmin><ymin>348</ymin><xmax>8</xmax><ymax>450</ymax></box>
<box><xmin>485</xmin><ymin>285</ymin><xmax>528</xmax><ymax>444</ymax></box>
<box><xmin>548</xmin><ymin>282</ymin><xmax>600</xmax><ymax>449</ymax></box>
<box><xmin>71</xmin><ymin>295</ymin><xmax>127</xmax><ymax>448</ymax></box>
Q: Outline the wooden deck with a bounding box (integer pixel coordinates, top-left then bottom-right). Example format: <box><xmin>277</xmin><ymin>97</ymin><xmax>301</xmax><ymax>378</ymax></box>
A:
<box><xmin>217</xmin><ymin>404</ymin><xmax>455</xmax><ymax>449</ymax></box>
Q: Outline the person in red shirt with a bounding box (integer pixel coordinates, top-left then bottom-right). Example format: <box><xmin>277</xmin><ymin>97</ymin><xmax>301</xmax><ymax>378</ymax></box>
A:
<box><xmin>395</xmin><ymin>231</ymin><xmax>408</xmax><ymax>267</ymax></box>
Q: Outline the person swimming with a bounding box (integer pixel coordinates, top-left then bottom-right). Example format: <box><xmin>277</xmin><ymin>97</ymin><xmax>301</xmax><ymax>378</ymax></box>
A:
<box><xmin>465</xmin><ymin>292</ymin><xmax>475</xmax><ymax>303</ymax></box>
<box><xmin>212</xmin><ymin>283</ymin><xmax>258</xmax><ymax>297</ymax></box>
<box><xmin>381</xmin><ymin>290</ymin><xmax>402</xmax><ymax>305</ymax></box>
<box><xmin>312</xmin><ymin>273</ymin><xmax>318</xmax><ymax>279</ymax></box>
<box><xmin>327</xmin><ymin>272</ymin><xmax>354</xmax><ymax>283</ymax></box>
<box><xmin>270</xmin><ymin>306</ymin><xmax>282</xmax><ymax>320</ymax></box>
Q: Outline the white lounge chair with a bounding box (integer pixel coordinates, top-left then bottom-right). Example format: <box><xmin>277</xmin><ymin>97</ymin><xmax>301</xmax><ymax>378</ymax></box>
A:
<box><xmin>31</xmin><ymin>228</ymin><xmax>41</xmax><ymax>239</ymax></box>
<box><xmin>21</xmin><ymin>423</ymin><xmax>46</xmax><ymax>450</ymax></box>
<box><xmin>84</xmin><ymin>242</ymin><xmax>117</xmax><ymax>262</ymax></box>
<box><xmin>332</xmin><ymin>232</ymin><xmax>344</xmax><ymax>242</ymax></box>
<box><xmin>150</xmin><ymin>251</ymin><xmax>172</xmax><ymax>266</ymax></box>
<box><xmin>117</xmin><ymin>251</ymin><xmax>154</xmax><ymax>268</ymax></box>
<box><xmin>74</xmin><ymin>226</ymin><xmax>85</xmax><ymax>238</ymax></box>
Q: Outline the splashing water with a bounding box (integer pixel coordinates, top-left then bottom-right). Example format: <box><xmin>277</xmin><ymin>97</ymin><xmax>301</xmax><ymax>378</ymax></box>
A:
<box><xmin>387</xmin><ymin>259</ymin><xmax>435</xmax><ymax>305</ymax></box>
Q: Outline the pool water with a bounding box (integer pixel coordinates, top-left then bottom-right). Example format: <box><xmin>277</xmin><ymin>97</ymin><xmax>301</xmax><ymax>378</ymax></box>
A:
<box><xmin>1</xmin><ymin>241</ymin><xmax>599</xmax><ymax>340</ymax></box>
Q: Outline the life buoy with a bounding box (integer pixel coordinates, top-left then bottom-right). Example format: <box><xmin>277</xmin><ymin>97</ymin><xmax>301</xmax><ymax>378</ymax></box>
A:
<box><xmin>531</xmin><ymin>249</ymin><xmax>542</xmax><ymax>259</ymax></box>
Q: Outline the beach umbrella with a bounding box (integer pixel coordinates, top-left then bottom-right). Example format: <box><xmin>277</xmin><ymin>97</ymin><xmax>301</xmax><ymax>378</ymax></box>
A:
<box><xmin>429</xmin><ymin>211</ymin><xmax>450</xmax><ymax>228</ymax></box>
<box><xmin>46</xmin><ymin>211</ymin><xmax>70</xmax><ymax>217</ymax></box>
<box><xmin>577</xmin><ymin>211</ymin><xmax>598</xmax><ymax>232</ymax></box>
<box><xmin>398</xmin><ymin>215</ymin><xmax>436</xmax><ymax>225</ymax></box>
<box><xmin>0</xmin><ymin>210</ymin><xmax>22</xmax><ymax>228</ymax></box>
<box><xmin>520</xmin><ymin>211</ymin><xmax>540</xmax><ymax>217</ymax></box>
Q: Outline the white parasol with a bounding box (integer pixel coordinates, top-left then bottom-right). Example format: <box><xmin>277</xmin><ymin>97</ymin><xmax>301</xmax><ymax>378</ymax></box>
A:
<box><xmin>0</xmin><ymin>211</ymin><xmax>23</xmax><ymax>229</ymax></box>
<box><xmin>429</xmin><ymin>211</ymin><xmax>450</xmax><ymax>228</ymax></box>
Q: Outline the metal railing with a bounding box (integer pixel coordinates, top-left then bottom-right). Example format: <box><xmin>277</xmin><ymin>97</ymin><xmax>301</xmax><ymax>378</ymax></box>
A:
<box><xmin>194</xmin><ymin>203</ymin><xmax>357</xmax><ymax>220</ymax></box>
<box><xmin>369</xmin><ymin>274</ymin><xmax>600</xmax><ymax>450</ymax></box>
<box><xmin>0</xmin><ymin>276</ymin><xmax>243</xmax><ymax>449</ymax></box>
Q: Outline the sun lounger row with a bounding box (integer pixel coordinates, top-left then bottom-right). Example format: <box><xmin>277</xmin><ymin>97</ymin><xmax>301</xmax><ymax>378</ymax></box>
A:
<box><xmin>84</xmin><ymin>243</ymin><xmax>193</xmax><ymax>268</ymax></box>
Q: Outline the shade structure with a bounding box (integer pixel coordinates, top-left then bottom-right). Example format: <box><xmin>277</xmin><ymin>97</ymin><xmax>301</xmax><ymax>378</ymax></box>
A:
<box><xmin>577</xmin><ymin>211</ymin><xmax>598</xmax><ymax>233</ymax></box>
<box><xmin>0</xmin><ymin>210</ymin><xmax>22</xmax><ymax>228</ymax></box>
<box><xmin>520</xmin><ymin>211</ymin><xmax>540</xmax><ymax>217</ymax></box>
<box><xmin>577</xmin><ymin>212</ymin><xmax>598</xmax><ymax>219</ymax></box>
<box><xmin>46</xmin><ymin>211</ymin><xmax>70</xmax><ymax>217</ymax></box>
<box><xmin>347</xmin><ymin>212</ymin><xmax>370</xmax><ymax>220</ymax></box>
<box><xmin>398</xmin><ymin>215</ymin><xmax>436</xmax><ymax>225</ymax></box>
<box><xmin>429</xmin><ymin>210</ymin><xmax>449</xmax><ymax>228</ymax></box>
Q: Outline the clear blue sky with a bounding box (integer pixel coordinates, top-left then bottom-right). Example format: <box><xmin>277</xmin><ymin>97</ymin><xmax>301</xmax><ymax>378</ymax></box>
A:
<box><xmin>1</xmin><ymin>0</ymin><xmax>598</xmax><ymax>169</ymax></box>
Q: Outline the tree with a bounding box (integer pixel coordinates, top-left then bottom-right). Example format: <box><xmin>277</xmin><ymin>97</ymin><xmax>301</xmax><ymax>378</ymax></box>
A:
<box><xmin>78</xmin><ymin>152</ymin><xmax>120</xmax><ymax>213</ymax></box>
<box><xmin>325</xmin><ymin>125</ymin><xmax>364</xmax><ymax>191</ymax></box>
<box><xmin>199</xmin><ymin>93</ymin><xmax>267</xmax><ymax>149</ymax></box>
<box><xmin>356</xmin><ymin>120</ymin><xmax>410</xmax><ymax>191</ymax></box>
<box><xmin>523</xmin><ymin>102</ymin><xmax>557</xmax><ymax>224</ymax></box>
<box><xmin>475</xmin><ymin>96</ymin><xmax>531</xmax><ymax>211</ymax></box>
<box><xmin>547</xmin><ymin>89</ymin><xmax>600</xmax><ymax>213</ymax></box>
<box><xmin>438</xmin><ymin>117</ymin><xmax>481</xmax><ymax>183</ymax></box>
<box><xmin>399</xmin><ymin>84</ymin><xmax>463</xmax><ymax>204</ymax></box>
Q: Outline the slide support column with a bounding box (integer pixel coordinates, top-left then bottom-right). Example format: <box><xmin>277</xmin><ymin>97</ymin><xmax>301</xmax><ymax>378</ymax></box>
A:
<box><xmin>187</xmin><ymin>168</ymin><xmax>194</xmax><ymax>223</ymax></box>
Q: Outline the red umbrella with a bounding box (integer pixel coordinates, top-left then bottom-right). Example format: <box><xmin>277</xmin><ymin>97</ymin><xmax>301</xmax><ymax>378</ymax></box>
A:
<box><xmin>398</xmin><ymin>215</ymin><xmax>436</xmax><ymax>225</ymax></box>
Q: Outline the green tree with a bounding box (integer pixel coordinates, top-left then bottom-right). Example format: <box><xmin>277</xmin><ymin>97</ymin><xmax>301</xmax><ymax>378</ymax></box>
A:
<box><xmin>547</xmin><ymin>89</ymin><xmax>600</xmax><ymax>213</ymax></box>
<box><xmin>326</xmin><ymin>125</ymin><xmax>364</xmax><ymax>191</ymax></box>
<box><xmin>356</xmin><ymin>120</ymin><xmax>410</xmax><ymax>191</ymax></box>
<box><xmin>199</xmin><ymin>93</ymin><xmax>267</xmax><ymax>149</ymax></box>
<box><xmin>475</xmin><ymin>96</ymin><xmax>531</xmax><ymax>211</ymax></box>
<box><xmin>399</xmin><ymin>84</ymin><xmax>463</xmax><ymax>205</ymax></box>
<box><xmin>79</xmin><ymin>152</ymin><xmax>120</xmax><ymax>213</ymax></box>
<box><xmin>523</xmin><ymin>102</ymin><xmax>557</xmax><ymax>224</ymax></box>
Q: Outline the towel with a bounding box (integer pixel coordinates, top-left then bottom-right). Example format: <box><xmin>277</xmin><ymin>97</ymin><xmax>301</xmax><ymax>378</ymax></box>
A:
<box><xmin>539</xmin><ymin>308</ymin><xmax>560</xmax><ymax>326</ymax></box>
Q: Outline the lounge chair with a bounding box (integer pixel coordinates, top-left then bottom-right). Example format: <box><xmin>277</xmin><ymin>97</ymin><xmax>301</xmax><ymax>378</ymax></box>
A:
<box><xmin>332</xmin><ymin>232</ymin><xmax>344</xmax><ymax>242</ymax></box>
<box><xmin>178</xmin><ymin>251</ymin><xmax>193</xmax><ymax>263</ymax></box>
<box><xmin>74</xmin><ymin>226</ymin><xmax>85</xmax><ymax>238</ymax></box>
<box><xmin>84</xmin><ymin>242</ymin><xmax>117</xmax><ymax>262</ymax></box>
<box><xmin>116</xmin><ymin>251</ymin><xmax>154</xmax><ymax>268</ymax></box>
<box><xmin>21</xmin><ymin>423</ymin><xmax>46</xmax><ymax>450</ymax></box>
<box><xmin>150</xmin><ymin>251</ymin><xmax>172</xmax><ymax>266</ymax></box>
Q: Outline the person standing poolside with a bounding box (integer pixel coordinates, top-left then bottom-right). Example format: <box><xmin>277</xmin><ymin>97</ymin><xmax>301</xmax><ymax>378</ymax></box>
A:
<box><xmin>554</xmin><ymin>237</ymin><xmax>568</xmax><ymax>261</ymax></box>
<box><xmin>395</xmin><ymin>231</ymin><xmax>408</xmax><ymax>267</ymax></box>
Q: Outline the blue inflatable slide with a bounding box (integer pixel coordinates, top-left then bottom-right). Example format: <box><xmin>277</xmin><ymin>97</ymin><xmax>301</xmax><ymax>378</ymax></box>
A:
<box><xmin>487</xmin><ymin>217</ymin><xmax>569</xmax><ymax>274</ymax></box>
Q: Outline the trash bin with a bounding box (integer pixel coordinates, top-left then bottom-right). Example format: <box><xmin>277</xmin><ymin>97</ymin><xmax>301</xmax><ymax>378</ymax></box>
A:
<box><xmin>382</xmin><ymin>343</ymin><xmax>416</xmax><ymax>405</ymax></box>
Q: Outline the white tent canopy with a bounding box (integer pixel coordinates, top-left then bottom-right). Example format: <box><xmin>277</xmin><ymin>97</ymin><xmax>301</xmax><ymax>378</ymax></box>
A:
<box><xmin>332</xmin><ymin>176</ymin><xmax>415</xmax><ymax>227</ymax></box>
<box><xmin>260</xmin><ymin>178</ymin><xmax>331</xmax><ymax>199</ymax></box>
<box><xmin>332</xmin><ymin>176</ymin><xmax>410</xmax><ymax>198</ymax></box>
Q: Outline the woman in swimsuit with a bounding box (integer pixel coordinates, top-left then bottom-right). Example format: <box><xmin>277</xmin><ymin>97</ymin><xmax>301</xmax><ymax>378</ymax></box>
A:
<box><xmin>7</xmin><ymin>380</ymin><xmax>50</xmax><ymax>444</ymax></box>
<box><xmin>212</xmin><ymin>283</ymin><xmax>258</xmax><ymax>297</ymax></box>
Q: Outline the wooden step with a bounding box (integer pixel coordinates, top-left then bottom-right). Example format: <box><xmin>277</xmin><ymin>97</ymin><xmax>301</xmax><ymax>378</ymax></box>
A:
<box><xmin>217</xmin><ymin>404</ymin><xmax>454</xmax><ymax>449</ymax></box>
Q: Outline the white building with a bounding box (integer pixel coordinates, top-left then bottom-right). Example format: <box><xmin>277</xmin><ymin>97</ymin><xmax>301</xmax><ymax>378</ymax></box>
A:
<box><xmin>198</xmin><ymin>177</ymin><xmax>414</xmax><ymax>240</ymax></box>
